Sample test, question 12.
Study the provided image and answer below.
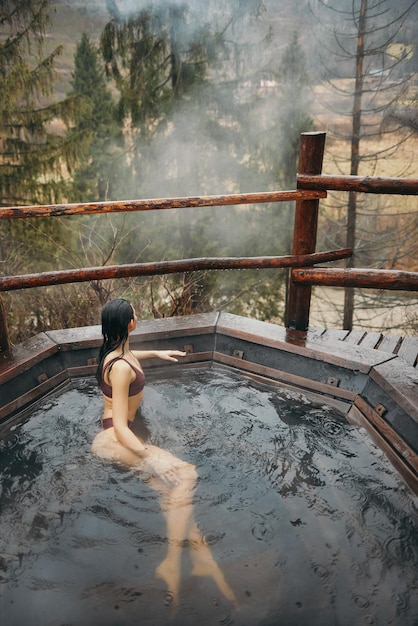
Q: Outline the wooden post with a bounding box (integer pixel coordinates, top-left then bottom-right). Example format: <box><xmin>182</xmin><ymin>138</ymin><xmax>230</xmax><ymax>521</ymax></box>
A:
<box><xmin>286</xmin><ymin>132</ymin><xmax>326</xmax><ymax>331</ymax></box>
<box><xmin>0</xmin><ymin>296</ymin><xmax>11</xmax><ymax>352</ymax></box>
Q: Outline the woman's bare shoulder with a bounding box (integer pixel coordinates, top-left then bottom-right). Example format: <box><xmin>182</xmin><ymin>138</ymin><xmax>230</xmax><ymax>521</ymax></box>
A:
<box><xmin>105</xmin><ymin>356</ymin><xmax>133</xmax><ymax>378</ymax></box>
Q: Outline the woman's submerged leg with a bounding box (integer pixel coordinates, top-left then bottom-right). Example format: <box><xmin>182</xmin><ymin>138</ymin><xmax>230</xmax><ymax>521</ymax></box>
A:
<box><xmin>155</xmin><ymin>462</ymin><xmax>198</xmax><ymax>612</ymax></box>
<box><xmin>156</xmin><ymin>462</ymin><xmax>238</xmax><ymax>611</ymax></box>
<box><xmin>91</xmin><ymin>433</ymin><xmax>237</xmax><ymax>612</ymax></box>
<box><xmin>187</xmin><ymin>518</ymin><xmax>238</xmax><ymax>609</ymax></box>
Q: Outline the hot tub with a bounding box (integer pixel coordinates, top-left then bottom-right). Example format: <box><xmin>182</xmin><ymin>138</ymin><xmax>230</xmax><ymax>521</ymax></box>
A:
<box><xmin>0</xmin><ymin>312</ymin><xmax>417</xmax><ymax>625</ymax></box>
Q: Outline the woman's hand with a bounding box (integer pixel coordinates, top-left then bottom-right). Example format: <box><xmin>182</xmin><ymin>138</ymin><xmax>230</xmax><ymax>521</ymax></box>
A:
<box><xmin>144</xmin><ymin>445</ymin><xmax>188</xmax><ymax>486</ymax></box>
<box><xmin>132</xmin><ymin>349</ymin><xmax>186</xmax><ymax>362</ymax></box>
<box><xmin>156</xmin><ymin>350</ymin><xmax>187</xmax><ymax>362</ymax></box>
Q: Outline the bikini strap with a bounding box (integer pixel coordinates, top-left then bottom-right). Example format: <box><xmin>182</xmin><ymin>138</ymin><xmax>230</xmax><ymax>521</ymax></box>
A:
<box><xmin>102</xmin><ymin>355</ymin><xmax>126</xmax><ymax>376</ymax></box>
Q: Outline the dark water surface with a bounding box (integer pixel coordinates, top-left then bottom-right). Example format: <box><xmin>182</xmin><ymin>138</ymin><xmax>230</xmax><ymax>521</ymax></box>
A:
<box><xmin>0</xmin><ymin>367</ymin><xmax>416</xmax><ymax>626</ymax></box>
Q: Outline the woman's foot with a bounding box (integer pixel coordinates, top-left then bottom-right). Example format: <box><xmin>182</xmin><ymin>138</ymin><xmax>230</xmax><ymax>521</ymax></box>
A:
<box><xmin>190</xmin><ymin>546</ymin><xmax>239</xmax><ymax>609</ymax></box>
<box><xmin>155</xmin><ymin>557</ymin><xmax>181</xmax><ymax>615</ymax></box>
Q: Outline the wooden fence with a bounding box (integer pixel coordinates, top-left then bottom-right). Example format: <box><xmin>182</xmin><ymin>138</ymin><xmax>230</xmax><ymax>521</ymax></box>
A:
<box><xmin>0</xmin><ymin>131</ymin><xmax>417</xmax><ymax>351</ymax></box>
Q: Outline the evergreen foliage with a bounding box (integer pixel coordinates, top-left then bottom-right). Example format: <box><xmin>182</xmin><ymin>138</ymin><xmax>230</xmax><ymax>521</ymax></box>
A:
<box><xmin>0</xmin><ymin>0</ymin><xmax>95</xmax><ymax>339</ymax></box>
<box><xmin>0</xmin><ymin>0</ymin><xmax>83</xmax><ymax>207</ymax></box>
<box><xmin>0</xmin><ymin>2</ymin><xmax>319</xmax><ymax>340</ymax></box>
<box><xmin>0</xmin><ymin>0</ymin><xmax>93</xmax><ymax>297</ymax></box>
<box><xmin>67</xmin><ymin>33</ymin><xmax>120</xmax><ymax>201</ymax></box>
<box><xmin>276</xmin><ymin>32</ymin><xmax>315</xmax><ymax>190</ymax></box>
<box><xmin>90</xmin><ymin>1</ymin><xmax>316</xmax><ymax>322</ymax></box>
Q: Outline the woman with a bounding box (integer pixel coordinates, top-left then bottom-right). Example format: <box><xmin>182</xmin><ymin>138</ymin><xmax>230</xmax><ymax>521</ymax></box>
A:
<box><xmin>92</xmin><ymin>297</ymin><xmax>187</xmax><ymax>474</ymax></box>
<box><xmin>92</xmin><ymin>298</ymin><xmax>237</xmax><ymax>613</ymax></box>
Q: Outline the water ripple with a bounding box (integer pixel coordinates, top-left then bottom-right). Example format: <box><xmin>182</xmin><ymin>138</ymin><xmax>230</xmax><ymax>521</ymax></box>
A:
<box><xmin>312</xmin><ymin>563</ymin><xmax>329</xmax><ymax>580</ymax></box>
<box><xmin>202</xmin><ymin>530</ymin><xmax>225</xmax><ymax>546</ymax></box>
<box><xmin>130</xmin><ymin>528</ymin><xmax>164</xmax><ymax>546</ymax></box>
<box><xmin>29</xmin><ymin>577</ymin><xmax>75</xmax><ymax>591</ymax></box>
<box><xmin>251</xmin><ymin>520</ymin><xmax>274</xmax><ymax>542</ymax></box>
<box><xmin>353</xmin><ymin>594</ymin><xmax>370</xmax><ymax>609</ymax></box>
<box><xmin>81</xmin><ymin>582</ymin><xmax>143</xmax><ymax>603</ymax></box>
<box><xmin>321</xmin><ymin>419</ymin><xmax>345</xmax><ymax>437</ymax></box>
<box><xmin>391</xmin><ymin>591</ymin><xmax>410</xmax><ymax>618</ymax></box>
<box><xmin>386</xmin><ymin>535</ymin><xmax>417</xmax><ymax>570</ymax></box>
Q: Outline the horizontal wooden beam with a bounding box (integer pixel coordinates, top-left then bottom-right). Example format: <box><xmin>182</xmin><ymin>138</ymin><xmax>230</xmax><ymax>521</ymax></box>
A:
<box><xmin>0</xmin><ymin>249</ymin><xmax>352</xmax><ymax>292</ymax></box>
<box><xmin>297</xmin><ymin>174</ymin><xmax>418</xmax><ymax>195</ymax></box>
<box><xmin>0</xmin><ymin>189</ymin><xmax>327</xmax><ymax>220</ymax></box>
<box><xmin>292</xmin><ymin>268</ymin><xmax>418</xmax><ymax>291</ymax></box>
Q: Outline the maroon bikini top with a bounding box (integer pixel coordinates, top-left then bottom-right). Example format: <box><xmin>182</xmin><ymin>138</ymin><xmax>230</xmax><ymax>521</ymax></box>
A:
<box><xmin>101</xmin><ymin>356</ymin><xmax>145</xmax><ymax>399</ymax></box>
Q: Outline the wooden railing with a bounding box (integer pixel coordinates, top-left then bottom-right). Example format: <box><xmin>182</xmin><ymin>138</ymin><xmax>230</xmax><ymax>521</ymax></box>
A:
<box><xmin>285</xmin><ymin>132</ymin><xmax>418</xmax><ymax>331</ymax></box>
<box><xmin>0</xmin><ymin>131</ymin><xmax>417</xmax><ymax>351</ymax></box>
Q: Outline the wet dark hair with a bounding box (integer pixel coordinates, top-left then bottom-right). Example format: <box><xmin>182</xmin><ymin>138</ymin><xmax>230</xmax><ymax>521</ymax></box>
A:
<box><xmin>96</xmin><ymin>298</ymin><xmax>134</xmax><ymax>386</ymax></box>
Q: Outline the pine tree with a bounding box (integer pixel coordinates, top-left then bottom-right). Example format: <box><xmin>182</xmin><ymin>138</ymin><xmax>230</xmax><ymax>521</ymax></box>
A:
<box><xmin>94</xmin><ymin>2</ymin><xmax>316</xmax><ymax>322</ymax></box>
<box><xmin>0</xmin><ymin>0</ymin><xmax>94</xmax><ymax>345</ymax></box>
<box><xmin>0</xmin><ymin>0</ymin><xmax>88</xmax><ymax>281</ymax></box>
<box><xmin>67</xmin><ymin>33</ymin><xmax>120</xmax><ymax>202</ymax></box>
<box><xmin>277</xmin><ymin>32</ymin><xmax>315</xmax><ymax>190</ymax></box>
<box><xmin>100</xmin><ymin>2</ymin><xmax>217</xmax><ymax>193</ymax></box>
<box><xmin>0</xmin><ymin>0</ymin><xmax>83</xmax><ymax>207</ymax></box>
<box><xmin>97</xmin><ymin>1</ymin><xmax>271</xmax><ymax>317</ymax></box>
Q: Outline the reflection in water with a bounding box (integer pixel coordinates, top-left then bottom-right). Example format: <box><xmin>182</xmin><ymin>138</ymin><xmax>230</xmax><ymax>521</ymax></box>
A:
<box><xmin>0</xmin><ymin>368</ymin><xmax>416</xmax><ymax>625</ymax></box>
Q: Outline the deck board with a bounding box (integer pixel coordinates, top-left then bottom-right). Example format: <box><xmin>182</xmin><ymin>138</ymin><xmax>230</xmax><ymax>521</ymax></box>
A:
<box><xmin>396</xmin><ymin>336</ymin><xmax>418</xmax><ymax>368</ymax></box>
<box><xmin>344</xmin><ymin>330</ymin><xmax>367</xmax><ymax>345</ymax></box>
<box><xmin>322</xmin><ymin>329</ymin><xmax>349</xmax><ymax>341</ymax></box>
<box><xmin>358</xmin><ymin>331</ymin><xmax>383</xmax><ymax>350</ymax></box>
<box><xmin>319</xmin><ymin>328</ymin><xmax>418</xmax><ymax>370</ymax></box>
<box><xmin>378</xmin><ymin>334</ymin><xmax>402</xmax><ymax>354</ymax></box>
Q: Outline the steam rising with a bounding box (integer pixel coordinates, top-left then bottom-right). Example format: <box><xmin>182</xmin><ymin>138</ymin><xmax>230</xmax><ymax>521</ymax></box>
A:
<box><xmin>62</xmin><ymin>0</ymin><xmax>318</xmax><ymax>325</ymax></box>
<box><xmin>90</xmin><ymin>0</ymin><xmax>300</xmax><ymax>262</ymax></box>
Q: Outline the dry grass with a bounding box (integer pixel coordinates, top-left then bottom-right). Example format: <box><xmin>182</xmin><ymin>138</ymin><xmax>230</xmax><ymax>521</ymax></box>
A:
<box><xmin>321</xmin><ymin>133</ymin><xmax>418</xmax><ymax>178</ymax></box>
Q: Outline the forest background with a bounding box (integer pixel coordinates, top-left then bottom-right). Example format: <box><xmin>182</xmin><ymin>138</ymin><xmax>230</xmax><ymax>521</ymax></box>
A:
<box><xmin>1</xmin><ymin>0</ymin><xmax>417</xmax><ymax>344</ymax></box>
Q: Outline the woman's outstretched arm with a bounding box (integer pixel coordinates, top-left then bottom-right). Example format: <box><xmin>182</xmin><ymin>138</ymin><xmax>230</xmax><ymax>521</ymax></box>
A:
<box><xmin>132</xmin><ymin>349</ymin><xmax>186</xmax><ymax>362</ymax></box>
